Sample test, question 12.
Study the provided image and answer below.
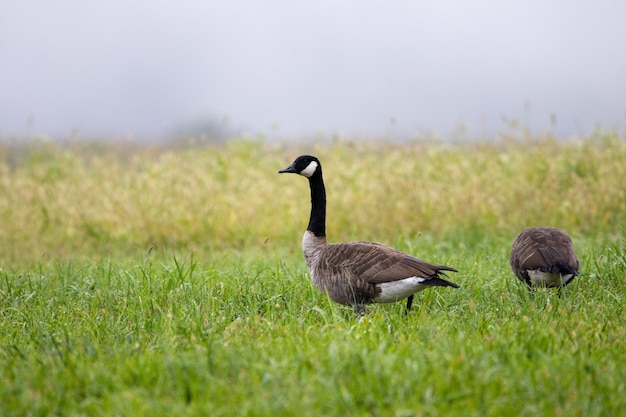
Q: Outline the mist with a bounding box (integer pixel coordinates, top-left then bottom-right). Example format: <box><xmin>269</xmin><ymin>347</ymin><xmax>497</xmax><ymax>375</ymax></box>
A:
<box><xmin>2</xmin><ymin>0</ymin><xmax>625</xmax><ymax>140</ymax></box>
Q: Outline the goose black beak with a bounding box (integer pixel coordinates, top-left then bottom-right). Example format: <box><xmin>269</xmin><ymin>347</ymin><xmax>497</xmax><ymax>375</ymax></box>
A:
<box><xmin>278</xmin><ymin>163</ymin><xmax>297</xmax><ymax>174</ymax></box>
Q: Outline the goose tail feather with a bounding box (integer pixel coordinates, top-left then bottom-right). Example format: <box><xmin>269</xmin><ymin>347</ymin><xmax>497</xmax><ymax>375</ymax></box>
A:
<box><xmin>425</xmin><ymin>276</ymin><xmax>460</xmax><ymax>289</ymax></box>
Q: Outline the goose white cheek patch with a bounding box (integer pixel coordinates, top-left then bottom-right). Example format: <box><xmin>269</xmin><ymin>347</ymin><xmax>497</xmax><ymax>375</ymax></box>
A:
<box><xmin>300</xmin><ymin>161</ymin><xmax>318</xmax><ymax>177</ymax></box>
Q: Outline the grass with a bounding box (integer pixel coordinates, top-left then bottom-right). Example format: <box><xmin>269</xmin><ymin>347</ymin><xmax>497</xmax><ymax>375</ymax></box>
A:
<box><xmin>1</xmin><ymin>132</ymin><xmax>625</xmax><ymax>416</ymax></box>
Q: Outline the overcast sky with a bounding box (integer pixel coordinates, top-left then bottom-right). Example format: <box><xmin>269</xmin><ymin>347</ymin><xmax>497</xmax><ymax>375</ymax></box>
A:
<box><xmin>1</xmin><ymin>0</ymin><xmax>625</xmax><ymax>140</ymax></box>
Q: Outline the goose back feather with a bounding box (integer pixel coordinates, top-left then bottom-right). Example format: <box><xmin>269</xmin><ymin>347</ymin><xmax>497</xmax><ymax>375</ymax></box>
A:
<box><xmin>510</xmin><ymin>227</ymin><xmax>579</xmax><ymax>288</ymax></box>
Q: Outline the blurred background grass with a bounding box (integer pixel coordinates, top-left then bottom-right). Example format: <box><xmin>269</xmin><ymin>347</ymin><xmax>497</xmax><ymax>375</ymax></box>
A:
<box><xmin>0</xmin><ymin>131</ymin><xmax>624</xmax><ymax>264</ymax></box>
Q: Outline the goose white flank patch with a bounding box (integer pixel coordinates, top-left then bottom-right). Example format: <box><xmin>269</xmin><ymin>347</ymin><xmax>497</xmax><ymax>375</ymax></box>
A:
<box><xmin>279</xmin><ymin>155</ymin><xmax>459</xmax><ymax>314</ymax></box>
<box><xmin>510</xmin><ymin>227</ymin><xmax>579</xmax><ymax>290</ymax></box>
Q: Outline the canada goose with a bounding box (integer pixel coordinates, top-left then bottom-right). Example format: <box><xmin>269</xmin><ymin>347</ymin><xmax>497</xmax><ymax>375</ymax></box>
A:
<box><xmin>278</xmin><ymin>155</ymin><xmax>459</xmax><ymax>314</ymax></box>
<box><xmin>510</xmin><ymin>227</ymin><xmax>579</xmax><ymax>290</ymax></box>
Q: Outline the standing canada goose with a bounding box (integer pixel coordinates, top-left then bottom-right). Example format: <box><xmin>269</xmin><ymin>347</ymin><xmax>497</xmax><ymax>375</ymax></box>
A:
<box><xmin>278</xmin><ymin>155</ymin><xmax>459</xmax><ymax>314</ymax></box>
<box><xmin>510</xmin><ymin>227</ymin><xmax>579</xmax><ymax>290</ymax></box>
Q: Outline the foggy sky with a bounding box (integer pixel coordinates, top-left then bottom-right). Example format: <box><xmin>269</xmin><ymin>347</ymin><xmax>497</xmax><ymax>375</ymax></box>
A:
<box><xmin>1</xmin><ymin>0</ymin><xmax>625</xmax><ymax>140</ymax></box>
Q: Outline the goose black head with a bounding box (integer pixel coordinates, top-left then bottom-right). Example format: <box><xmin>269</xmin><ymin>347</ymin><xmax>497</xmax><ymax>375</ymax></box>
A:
<box><xmin>278</xmin><ymin>155</ymin><xmax>321</xmax><ymax>178</ymax></box>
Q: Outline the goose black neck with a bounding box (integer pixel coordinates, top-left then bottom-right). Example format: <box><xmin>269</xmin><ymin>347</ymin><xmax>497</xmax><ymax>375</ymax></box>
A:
<box><xmin>307</xmin><ymin>172</ymin><xmax>326</xmax><ymax>237</ymax></box>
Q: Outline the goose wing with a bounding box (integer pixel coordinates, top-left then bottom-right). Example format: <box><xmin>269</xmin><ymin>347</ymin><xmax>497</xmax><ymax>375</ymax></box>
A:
<box><xmin>325</xmin><ymin>241</ymin><xmax>457</xmax><ymax>284</ymax></box>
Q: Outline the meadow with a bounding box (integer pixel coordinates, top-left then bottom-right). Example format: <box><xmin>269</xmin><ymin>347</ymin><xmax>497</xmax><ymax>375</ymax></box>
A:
<box><xmin>0</xmin><ymin>131</ymin><xmax>625</xmax><ymax>416</ymax></box>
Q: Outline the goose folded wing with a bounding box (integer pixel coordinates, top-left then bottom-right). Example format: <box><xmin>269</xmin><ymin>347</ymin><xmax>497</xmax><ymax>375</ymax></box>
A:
<box><xmin>515</xmin><ymin>238</ymin><xmax>573</xmax><ymax>271</ymax></box>
<box><xmin>334</xmin><ymin>242</ymin><xmax>453</xmax><ymax>284</ymax></box>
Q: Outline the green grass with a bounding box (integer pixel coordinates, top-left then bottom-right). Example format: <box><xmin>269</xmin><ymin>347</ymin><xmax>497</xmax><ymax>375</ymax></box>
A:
<box><xmin>1</xmin><ymin>133</ymin><xmax>625</xmax><ymax>416</ymax></box>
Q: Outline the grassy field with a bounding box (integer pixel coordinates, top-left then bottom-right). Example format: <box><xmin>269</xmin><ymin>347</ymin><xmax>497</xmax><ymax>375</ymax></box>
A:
<box><xmin>1</xmin><ymin>132</ymin><xmax>625</xmax><ymax>416</ymax></box>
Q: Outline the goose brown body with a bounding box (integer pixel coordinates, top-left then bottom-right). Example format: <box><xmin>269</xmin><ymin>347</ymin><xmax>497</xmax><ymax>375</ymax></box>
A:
<box><xmin>280</xmin><ymin>155</ymin><xmax>458</xmax><ymax>313</ymax></box>
<box><xmin>510</xmin><ymin>227</ymin><xmax>579</xmax><ymax>288</ymax></box>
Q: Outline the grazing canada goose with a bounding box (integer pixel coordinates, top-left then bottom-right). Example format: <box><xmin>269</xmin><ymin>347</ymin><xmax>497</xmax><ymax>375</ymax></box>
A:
<box><xmin>510</xmin><ymin>227</ymin><xmax>579</xmax><ymax>290</ymax></box>
<box><xmin>278</xmin><ymin>155</ymin><xmax>459</xmax><ymax>314</ymax></box>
